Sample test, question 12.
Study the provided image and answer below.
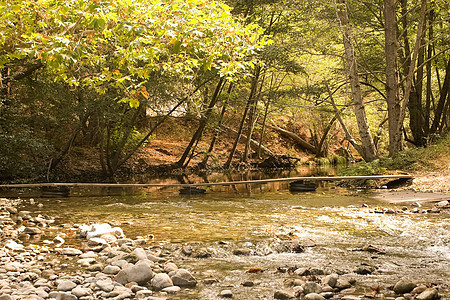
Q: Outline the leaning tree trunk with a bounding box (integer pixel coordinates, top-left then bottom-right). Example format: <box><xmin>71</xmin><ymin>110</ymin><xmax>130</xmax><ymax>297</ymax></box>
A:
<box><xmin>200</xmin><ymin>83</ymin><xmax>233</xmax><ymax>168</ymax></box>
<box><xmin>430</xmin><ymin>57</ymin><xmax>450</xmax><ymax>134</ymax></box>
<box><xmin>177</xmin><ymin>77</ymin><xmax>225</xmax><ymax>168</ymax></box>
<box><xmin>243</xmin><ymin>66</ymin><xmax>262</xmax><ymax>163</ymax></box>
<box><xmin>335</xmin><ymin>0</ymin><xmax>378</xmax><ymax>162</ymax></box>
<box><xmin>224</xmin><ymin>67</ymin><xmax>260</xmax><ymax>168</ymax></box>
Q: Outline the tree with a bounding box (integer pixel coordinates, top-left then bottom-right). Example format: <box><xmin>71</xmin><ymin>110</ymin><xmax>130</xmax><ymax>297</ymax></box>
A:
<box><xmin>1</xmin><ymin>0</ymin><xmax>266</xmax><ymax>177</ymax></box>
<box><xmin>334</xmin><ymin>0</ymin><xmax>378</xmax><ymax>162</ymax></box>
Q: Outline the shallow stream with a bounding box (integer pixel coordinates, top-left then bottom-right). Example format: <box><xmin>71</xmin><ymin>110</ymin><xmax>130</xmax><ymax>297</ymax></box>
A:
<box><xmin>15</xmin><ymin>170</ymin><xmax>450</xmax><ymax>299</ymax></box>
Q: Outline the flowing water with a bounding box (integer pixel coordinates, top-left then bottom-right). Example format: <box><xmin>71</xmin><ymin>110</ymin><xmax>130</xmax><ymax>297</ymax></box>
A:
<box><xmin>15</xmin><ymin>169</ymin><xmax>450</xmax><ymax>299</ymax></box>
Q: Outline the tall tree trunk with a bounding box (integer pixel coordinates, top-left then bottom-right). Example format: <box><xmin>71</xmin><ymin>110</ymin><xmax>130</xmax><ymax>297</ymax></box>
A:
<box><xmin>424</xmin><ymin>9</ymin><xmax>434</xmax><ymax>135</ymax></box>
<box><xmin>177</xmin><ymin>77</ymin><xmax>225</xmax><ymax>167</ymax></box>
<box><xmin>335</xmin><ymin>0</ymin><xmax>378</xmax><ymax>162</ymax></box>
<box><xmin>243</xmin><ymin>66</ymin><xmax>262</xmax><ymax>162</ymax></box>
<box><xmin>325</xmin><ymin>80</ymin><xmax>365</xmax><ymax>157</ymax></box>
<box><xmin>384</xmin><ymin>0</ymin><xmax>402</xmax><ymax>156</ymax></box>
<box><xmin>200</xmin><ymin>83</ymin><xmax>233</xmax><ymax>168</ymax></box>
<box><xmin>398</xmin><ymin>0</ymin><xmax>427</xmax><ymax>147</ymax></box>
<box><xmin>431</xmin><ymin>57</ymin><xmax>450</xmax><ymax>133</ymax></box>
<box><xmin>224</xmin><ymin>67</ymin><xmax>260</xmax><ymax>168</ymax></box>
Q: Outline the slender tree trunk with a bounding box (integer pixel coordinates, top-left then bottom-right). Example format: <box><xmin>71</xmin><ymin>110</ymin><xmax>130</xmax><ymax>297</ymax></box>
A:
<box><xmin>110</xmin><ymin>104</ymin><xmax>144</xmax><ymax>172</ymax></box>
<box><xmin>243</xmin><ymin>66</ymin><xmax>262</xmax><ymax>162</ymax></box>
<box><xmin>424</xmin><ymin>9</ymin><xmax>434</xmax><ymax>135</ymax></box>
<box><xmin>398</xmin><ymin>0</ymin><xmax>427</xmax><ymax>147</ymax></box>
<box><xmin>384</xmin><ymin>0</ymin><xmax>402</xmax><ymax>156</ymax></box>
<box><xmin>325</xmin><ymin>80</ymin><xmax>365</xmax><ymax>157</ymax></box>
<box><xmin>200</xmin><ymin>83</ymin><xmax>233</xmax><ymax>168</ymax></box>
<box><xmin>408</xmin><ymin>22</ymin><xmax>426</xmax><ymax>145</ymax></box>
<box><xmin>335</xmin><ymin>0</ymin><xmax>378</xmax><ymax>162</ymax></box>
<box><xmin>258</xmin><ymin>97</ymin><xmax>271</xmax><ymax>158</ymax></box>
<box><xmin>177</xmin><ymin>77</ymin><xmax>225</xmax><ymax>167</ymax></box>
<box><xmin>431</xmin><ymin>58</ymin><xmax>450</xmax><ymax>133</ymax></box>
<box><xmin>317</xmin><ymin>116</ymin><xmax>338</xmax><ymax>157</ymax></box>
<box><xmin>224</xmin><ymin>67</ymin><xmax>260</xmax><ymax>168</ymax></box>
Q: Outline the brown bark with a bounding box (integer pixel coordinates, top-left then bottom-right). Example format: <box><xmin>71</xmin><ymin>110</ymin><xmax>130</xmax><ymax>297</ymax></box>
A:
<box><xmin>335</xmin><ymin>0</ymin><xmax>378</xmax><ymax>161</ymax></box>
<box><xmin>243</xmin><ymin>66</ymin><xmax>262</xmax><ymax>162</ymax></box>
<box><xmin>223</xmin><ymin>126</ymin><xmax>273</xmax><ymax>157</ymax></box>
<box><xmin>398</xmin><ymin>0</ymin><xmax>428</xmax><ymax>147</ymax></box>
<box><xmin>265</xmin><ymin>123</ymin><xmax>317</xmax><ymax>153</ymax></box>
<box><xmin>177</xmin><ymin>77</ymin><xmax>225</xmax><ymax>167</ymax></box>
<box><xmin>224</xmin><ymin>67</ymin><xmax>261</xmax><ymax>168</ymax></box>
<box><xmin>431</xmin><ymin>57</ymin><xmax>450</xmax><ymax>133</ymax></box>
<box><xmin>384</xmin><ymin>0</ymin><xmax>402</xmax><ymax>156</ymax></box>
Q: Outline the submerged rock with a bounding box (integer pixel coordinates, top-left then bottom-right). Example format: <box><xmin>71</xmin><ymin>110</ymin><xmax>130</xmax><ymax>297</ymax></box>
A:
<box><xmin>220</xmin><ymin>289</ymin><xmax>233</xmax><ymax>298</ymax></box>
<box><xmin>274</xmin><ymin>290</ymin><xmax>295</xmax><ymax>299</ymax></box>
<box><xmin>393</xmin><ymin>279</ymin><xmax>416</xmax><ymax>294</ymax></box>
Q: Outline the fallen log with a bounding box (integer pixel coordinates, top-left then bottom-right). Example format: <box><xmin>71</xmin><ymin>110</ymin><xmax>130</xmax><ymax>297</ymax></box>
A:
<box><xmin>222</xmin><ymin>125</ymin><xmax>274</xmax><ymax>157</ymax></box>
<box><xmin>265</xmin><ymin>123</ymin><xmax>317</xmax><ymax>153</ymax></box>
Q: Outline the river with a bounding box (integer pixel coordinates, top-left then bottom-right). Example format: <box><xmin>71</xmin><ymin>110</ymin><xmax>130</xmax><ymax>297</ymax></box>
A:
<box><xmin>16</xmin><ymin>171</ymin><xmax>449</xmax><ymax>299</ymax></box>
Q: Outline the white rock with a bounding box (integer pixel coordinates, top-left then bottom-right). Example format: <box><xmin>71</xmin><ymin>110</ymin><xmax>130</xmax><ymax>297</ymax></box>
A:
<box><xmin>96</xmin><ymin>279</ymin><xmax>115</xmax><ymax>292</ymax></box>
<box><xmin>57</xmin><ymin>280</ymin><xmax>76</xmax><ymax>291</ymax></box>
<box><xmin>162</xmin><ymin>286</ymin><xmax>181</xmax><ymax>293</ymax></box>
<box><xmin>57</xmin><ymin>248</ymin><xmax>82</xmax><ymax>256</ymax></box>
<box><xmin>71</xmin><ymin>286</ymin><xmax>91</xmax><ymax>297</ymax></box>
<box><xmin>151</xmin><ymin>273</ymin><xmax>173</xmax><ymax>290</ymax></box>
<box><xmin>132</xmin><ymin>248</ymin><xmax>148</xmax><ymax>261</ymax></box>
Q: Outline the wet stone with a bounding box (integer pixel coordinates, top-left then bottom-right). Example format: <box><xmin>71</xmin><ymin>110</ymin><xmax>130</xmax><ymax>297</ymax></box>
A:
<box><xmin>242</xmin><ymin>281</ymin><xmax>254</xmax><ymax>287</ymax></box>
<box><xmin>220</xmin><ymin>289</ymin><xmax>233</xmax><ymax>298</ymax></box>
<box><xmin>232</xmin><ymin>248</ymin><xmax>251</xmax><ymax>256</ymax></box>
<box><xmin>355</xmin><ymin>265</ymin><xmax>374</xmax><ymax>275</ymax></box>
<box><xmin>71</xmin><ymin>287</ymin><xmax>91</xmax><ymax>298</ymax></box>
<box><xmin>304</xmin><ymin>293</ymin><xmax>326</xmax><ymax>300</ymax></box>
<box><xmin>393</xmin><ymin>280</ymin><xmax>416</xmax><ymax>294</ymax></box>
<box><xmin>161</xmin><ymin>286</ymin><xmax>180</xmax><ymax>294</ymax></box>
<box><xmin>416</xmin><ymin>288</ymin><xmax>438</xmax><ymax>300</ymax></box>
<box><xmin>151</xmin><ymin>273</ymin><xmax>173</xmax><ymax>290</ymax></box>
<box><xmin>274</xmin><ymin>290</ymin><xmax>295</xmax><ymax>299</ymax></box>
<box><xmin>96</xmin><ymin>279</ymin><xmax>115</xmax><ymax>292</ymax></box>
<box><xmin>58</xmin><ymin>248</ymin><xmax>82</xmax><ymax>256</ymax></box>
<box><xmin>23</xmin><ymin>227</ymin><xmax>41</xmax><ymax>235</ymax></box>
<box><xmin>103</xmin><ymin>265</ymin><xmax>121</xmax><ymax>275</ymax></box>
<box><xmin>304</xmin><ymin>282</ymin><xmax>322</xmax><ymax>295</ymax></box>
<box><xmin>322</xmin><ymin>274</ymin><xmax>338</xmax><ymax>288</ymax></box>
<box><xmin>171</xmin><ymin>269</ymin><xmax>197</xmax><ymax>287</ymax></box>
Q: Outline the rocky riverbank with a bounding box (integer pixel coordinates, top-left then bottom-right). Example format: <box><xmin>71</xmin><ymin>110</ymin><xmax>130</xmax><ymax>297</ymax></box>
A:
<box><xmin>0</xmin><ymin>197</ymin><xmax>448</xmax><ymax>300</ymax></box>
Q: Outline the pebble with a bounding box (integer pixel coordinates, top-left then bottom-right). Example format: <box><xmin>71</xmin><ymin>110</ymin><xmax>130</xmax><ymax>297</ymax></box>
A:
<box><xmin>416</xmin><ymin>288</ymin><xmax>438</xmax><ymax>300</ymax></box>
<box><xmin>56</xmin><ymin>280</ymin><xmax>76</xmax><ymax>291</ymax></box>
<box><xmin>161</xmin><ymin>286</ymin><xmax>180</xmax><ymax>294</ymax></box>
<box><xmin>305</xmin><ymin>293</ymin><xmax>326</xmax><ymax>300</ymax></box>
<box><xmin>220</xmin><ymin>289</ymin><xmax>233</xmax><ymax>298</ymax></box>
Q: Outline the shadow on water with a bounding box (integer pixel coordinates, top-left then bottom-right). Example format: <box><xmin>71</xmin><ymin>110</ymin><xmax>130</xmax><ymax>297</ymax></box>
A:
<box><xmin>10</xmin><ymin>166</ymin><xmax>450</xmax><ymax>299</ymax></box>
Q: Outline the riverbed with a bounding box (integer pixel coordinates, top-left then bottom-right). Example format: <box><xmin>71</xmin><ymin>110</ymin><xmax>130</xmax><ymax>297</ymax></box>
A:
<box><xmin>13</xmin><ymin>180</ymin><xmax>449</xmax><ymax>299</ymax></box>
